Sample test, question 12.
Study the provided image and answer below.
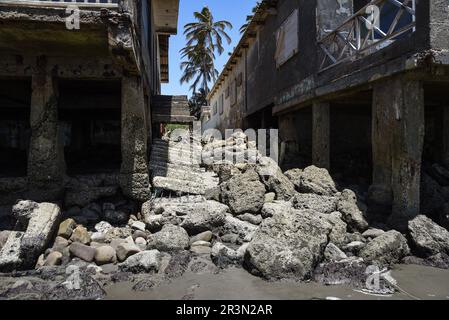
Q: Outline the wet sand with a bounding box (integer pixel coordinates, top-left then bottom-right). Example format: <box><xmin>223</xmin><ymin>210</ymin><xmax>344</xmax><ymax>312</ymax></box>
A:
<box><xmin>104</xmin><ymin>264</ymin><xmax>449</xmax><ymax>300</ymax></box>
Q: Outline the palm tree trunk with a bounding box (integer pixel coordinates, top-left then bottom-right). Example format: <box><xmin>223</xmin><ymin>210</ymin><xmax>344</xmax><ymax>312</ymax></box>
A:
<box><xmin>202</xmin><ymin>57</ymin><xmax>209</xmax><ymax>95</ymax></box>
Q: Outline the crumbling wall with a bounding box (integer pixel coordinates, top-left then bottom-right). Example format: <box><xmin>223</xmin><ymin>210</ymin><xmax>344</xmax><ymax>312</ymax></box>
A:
<box><xmin>27</xmin><ymin>56</ymin><xmax>65</xmax><ymax>198</ymax></box>
<box><xmin>429</xmin><ymin>0</ymin><xmax>449</xmax><ymax>50</ymax></box>
<box><xmin>58</xmin><ymin>80</ymin><xmax>122</xmax><ymax>174</ymax></box>
<box><xmin>316</xmin><ymin>0</ymin><xmax>352</xmax><ymax>38</ymax></box>
<box><xmin>0</xmin><ymin>79</ymin><xmax>31</xmax><ymax>178</ymax></box>
<box><xmin>120</xmin><ymin>76</ymin><xmax>151</xmax><ymax>202</ymax></box>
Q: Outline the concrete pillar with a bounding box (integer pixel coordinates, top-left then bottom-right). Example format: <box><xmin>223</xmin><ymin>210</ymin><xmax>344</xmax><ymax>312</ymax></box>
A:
<box><xmin>120</xmin><ymin>75</ymin><xmax>151</xmax><ymax>201</ymax></box>
<box><xmin>442</xmin><ymin>107</ymin><xmax>449</xmax><ymax>166</ymax></box>
<box><xmin>312</xmin><ymin>102</ymin><xmax>330</xmax><ymax>170</ymax></box>
<box><xmin>371</xmin><ymin>77</ymin><xmax>425</xmax><ymax>231</ymax></box>
<box><xmin>278</xmin><ymin>114</ymin><xmax>298</xmax><ymax>167</ymax></box>
<box><xmin>28</xmin><ymin>56</ymin><xmax>65</xmax><ymax>196</ymax></box>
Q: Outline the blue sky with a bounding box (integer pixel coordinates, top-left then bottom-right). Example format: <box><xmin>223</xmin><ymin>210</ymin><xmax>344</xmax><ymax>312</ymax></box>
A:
<box><xmin>161</xmin><ymin>0</ymin><xmax>258</xmax><ymax>96</ymax></box>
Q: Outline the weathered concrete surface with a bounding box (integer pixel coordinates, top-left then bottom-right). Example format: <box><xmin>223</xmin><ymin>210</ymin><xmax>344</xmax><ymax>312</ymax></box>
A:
<box><xmin>150</xmin><ymin>137</ymin><xmax>218</xmax><ymax>195</ymax></box>
<box><xmin>0</xmin><ymin>232</ymin><xmax>24</xmax><ymax>272</ymax></box>
<box><xmin>316</xmin><ymin>0</ymin><xmax>352</xmax><ymax>39</ymax></box>
<box><xmin>0</xmin><ymin>202</ymin><xmax>61</xmax><ymax>271</ymax></box>
<box><xmin>120</xmin><ymin>76</ymin><xmax>150</xmax><ymax>201</ymax></box>
<box><xmin>429</xmin><ymin>0</ymin><xmax>449</xmax><ymax>50</ymax></box>
<box><xmin>443</xmin><ymin>107</ymin><xmax>449</xmax><ymax>166</ymax></box>
<box><xmin>245</xmin><ymin>208</ymin><xmax>332</xmax><ymax>280</ymax></box>
<box><xmin>371</xmin><ymin>77</ymin><xmax>425</xmax><ymax>231</ymax></box>
<box><xmin>20</xmin><ymin>202</ymin><xmax>62</xmax><ymax>268</ymax></box>
<box><xmin>27</xmin><ymin>57</ymin><xmax>65</xmax><ymax>199</ymax></box>
<box><xmin>312</xmin><ymin>102</ymin><xmax>330</xmax><ymax>169</ymax></box>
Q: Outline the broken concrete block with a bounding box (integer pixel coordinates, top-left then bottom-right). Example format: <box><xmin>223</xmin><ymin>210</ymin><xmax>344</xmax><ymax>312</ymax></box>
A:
<box><xmin>12</xmin><ymin>200</ymin><xmax>39</xmax><ymax>229</ymax></box>
<box><xmin>20</xmin><ymin>202</ymin><xmax>62</xmax><ymax>269</ymax></box>
<box><xmin>0</xmin><ymin>232</ymin><xmax>24</xmax><ymax>272</ymax></box>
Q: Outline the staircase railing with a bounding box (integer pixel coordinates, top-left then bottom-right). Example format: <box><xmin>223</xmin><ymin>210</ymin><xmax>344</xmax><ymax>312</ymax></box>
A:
<box><xmin>317</xmin><ymin>0</ymin><xmax>416</xmax><ymax>72</ymax></box>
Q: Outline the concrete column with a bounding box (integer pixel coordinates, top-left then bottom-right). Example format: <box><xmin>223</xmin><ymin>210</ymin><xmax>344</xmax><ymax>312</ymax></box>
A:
<box><xmin>371</xmin><ymin>77</ymin><xmax>425</xmax><ymax>231</ymax></box>
<box><xmin>120</xmin><ymin>75</ymin><xmax>151</xmax><ymax>201</ymax></box>
<box><xmin>312</xmin><ymin>102</ymin><xmax>330</xmax><ymax>170</ymax></box>
<box><xmin>28</xmin><ymin>56</ymin><xmax>65</xmax><ymax>196</ymax></box>
<box><xmin>442</xmin><ymin>107</ymin><xmax>449</xmax><ymax>166</ymax></box>
<box><xmin>278</xmin><ymin>114</ymin><xmax>298</xmax><ymax>167</ymax></box>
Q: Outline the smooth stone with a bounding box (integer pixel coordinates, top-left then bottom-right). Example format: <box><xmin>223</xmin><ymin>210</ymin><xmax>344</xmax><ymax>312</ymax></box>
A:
<box><xmin>69</xmin><ymin>225</ymin><xmax>91</xmax><ymax>245</ymax></box>
<box><xmin>132</xmin><ymin>230</ymin><xmax>148</xmax><ymax>241</ymax></box>
<box><xmin>91</xmin><ymin>232</ymin><xmax>106</xmax><ymax>243</ymax></box>
<box><xmin>43</xmin><ymin>251</ymin><xmax>63</xmax><ymax>266</ymax></box>
<box><xmin>57</xmin><ymin>218</ymin><xmax>77</xmax><ymax>239</ymax></box>
<box><xmin>190</xmin><ymin>231</ymin><xmax>213</xmax><ymax>244</ymax></box>
<box><xmin>52</xmin><ymin>236</ymin><xmax>70</xmax><ymax>253</ymax></box>
<box><xmin>190</xmin><ymin>246</ymin><xmax>212</xmax><ymax>255</ymax></box>
<box><xmin>191</xmin><ymin>241</ymin><xmax>211</xmax><ymax>247</ymax></box>
<box><xmin>132</xmin><ymin>221</ymin><xmax>146</xmax><ymax>232</ymax></box>
<box><xmin>135</xmin><ymin>237</ymin><xmax>148</xmax><ymax>251</ymax></box>
<box><xmin>116</xmin><ymin>242</ymin><xmax>141</xmax><ymax>262</ymax></box>
<box><xmin>95</xmin><ymin>246</ymin><xmax>117</xmax><ymax>265</ymax></box>
<box><xmin>69</xmin><ymin>242</ymin><xmax>96</xmax><ymax>262</ymax></box>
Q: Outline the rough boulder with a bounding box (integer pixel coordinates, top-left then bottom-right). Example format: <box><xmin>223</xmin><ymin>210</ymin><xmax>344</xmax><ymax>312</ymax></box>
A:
<box><xmin>220</xmin><ymin>169</ymin><xmax>266</xmax><ymax>215</ymax></box>
<box><xmin>245</xmin><ymin>208</ymin><xmax>332</xmax><ymax>280</ymax></box>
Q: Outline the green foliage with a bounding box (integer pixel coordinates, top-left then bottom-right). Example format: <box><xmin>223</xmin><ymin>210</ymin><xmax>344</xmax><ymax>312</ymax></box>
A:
<box><xmin>165</xmin><ymin>123</ymin><xmax>190</xmax><ymax>132</ymax></box>
<box><xmin>239</xmin><ymin>2</ymin><xmax>265</xmax><ymax>34</ymax></box>
<box><xmin>188</xmin><ymin>88</ymin><xmax>207</xmax><ymax>120</ymax></box>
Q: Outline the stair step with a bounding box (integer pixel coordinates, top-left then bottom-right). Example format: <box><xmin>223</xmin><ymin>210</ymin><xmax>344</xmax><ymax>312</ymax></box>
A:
<box><xmin>151</xmin><ymin>145</ymin><xmax>203</xmax><ymax>155</ymax></box>
<box><xmin>152</xmin><ymin>177</ymin><xmax>205</xmax><ymax>195</ymax></box>
<box><xmin>150</xmin><ymin>155</ymin><xmax>201</xmax><ymax>167</ymax></box>
<box><xmin>151</xmin><ymin>167</ymin><xmax>205</xmax><ymax>184</ymax></box>
<box><xmin>150</xmin><ymin>161</ymin><xmax>206</xmax><ymax>174</ymax></box>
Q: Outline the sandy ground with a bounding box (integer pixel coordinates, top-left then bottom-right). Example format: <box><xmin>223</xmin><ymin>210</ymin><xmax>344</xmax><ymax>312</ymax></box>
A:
<box><xmin>104</xmin><ymin>264</ymin><xmax>449</xmax><ymax>300</ymax></box>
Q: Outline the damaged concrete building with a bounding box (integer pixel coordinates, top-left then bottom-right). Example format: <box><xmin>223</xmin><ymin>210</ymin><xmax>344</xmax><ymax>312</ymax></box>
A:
<box><xmin>0</xmin><ymin>0</ymin><xmax>181</xmax><ymax>204</ymax></box>
<box><xmin>203</xmin><ymin>0</ymin><xmax>449</xmax><ymax>230</ymax></box>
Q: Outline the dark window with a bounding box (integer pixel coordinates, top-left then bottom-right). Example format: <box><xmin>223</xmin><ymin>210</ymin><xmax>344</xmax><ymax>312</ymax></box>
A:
<box><xmin>0</xmin><ymin>79</ymin><xmax>31</xmax><ymax>177</ymax></box>
<box><xmin>219</xmin><ymin>94</ymin><xmax>224</xmax><ymax>115</ymax></box>
<box><xmin>58</xmin><ymin>80</ymin><xmax>122</xmax><ymax>175</ymax></box>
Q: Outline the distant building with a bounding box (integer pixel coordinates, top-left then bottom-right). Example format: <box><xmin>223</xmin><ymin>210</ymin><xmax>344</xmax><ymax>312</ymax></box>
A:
<box><xmin>0</xmin><ymin>0</ymin><xmax>181</xmax><ymax>203</ymax></box>
<box><xmin>204</xmin><ymin>0</ymin><xmax>449</xmax><ymax>230</ymax></box>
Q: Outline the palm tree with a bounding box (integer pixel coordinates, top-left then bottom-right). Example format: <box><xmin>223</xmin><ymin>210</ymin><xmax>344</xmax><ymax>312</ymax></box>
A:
<box><xmin>180</xmin><ymin>47</ymin><xmax>219</xmax><ymax>93</ymax></box>
<box><xmin>240</xmin><ymin>2</ymin><xmax>264</xmax><ymax>34</ymax></box>
<box><xmin>180</xmin><ymin>7</ymin><xmax>232</xmax><ymax>94</ymax></box>
<box><xmin>189</xmin><ymin>88</ymin><xmax>208</xmax><ymax>119</ymax></box>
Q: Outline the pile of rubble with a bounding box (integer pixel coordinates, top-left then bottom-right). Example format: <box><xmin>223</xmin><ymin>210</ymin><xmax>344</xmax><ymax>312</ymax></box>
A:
<box><xmin>150</xmin><ymin>137</ymin><xmax>218</xmax><ymax>195</ymax></box>
<box><xmin>1</xmin><ymin>132</ymin><xmax>449</xmax><ymax>298</ymax></box>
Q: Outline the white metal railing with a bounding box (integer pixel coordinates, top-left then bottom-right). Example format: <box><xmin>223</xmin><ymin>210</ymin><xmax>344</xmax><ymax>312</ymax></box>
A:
<box><xmin>0</xmin><ymin>0</ymin><xmax>119</xmax><ymax>8</ymax></box>
<box><xmin>317</xmin><ymin>0</ymin><xmax>416</xmax><ymax>71</ymax></box>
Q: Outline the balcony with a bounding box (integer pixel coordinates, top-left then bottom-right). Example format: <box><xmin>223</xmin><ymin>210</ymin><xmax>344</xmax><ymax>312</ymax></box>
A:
<box><xmin>0</xmin><ymin>0</ymin><xmax>119</xmax><ymax>9</ymax></box>
<box><xmin>0</xmin><ymin>0</ymin><xmax>120</xmax><ymax>57</ymax></box>
<box><xmin>317</xmin><ymin>0</ymin><xmax>416</xmax><ymax>71</ymax></box>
